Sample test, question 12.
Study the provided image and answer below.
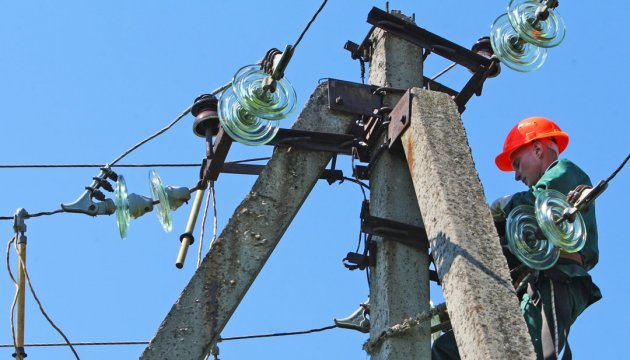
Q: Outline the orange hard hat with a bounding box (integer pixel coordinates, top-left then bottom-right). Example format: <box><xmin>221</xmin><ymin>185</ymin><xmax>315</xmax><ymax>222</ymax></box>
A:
<box><xmin>495</xmin><ymin>116</ymin><xmax>569</xmax><ymax>171</ymax></box>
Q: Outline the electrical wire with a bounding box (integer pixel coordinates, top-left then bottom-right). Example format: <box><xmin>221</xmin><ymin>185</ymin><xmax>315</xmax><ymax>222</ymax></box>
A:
<box><xmin>0</xmin><ymin>164</ymin><xmax>200</xmax><ymax>169</ymax></box>
<box><xmin>197</xmin><ymin>182</ymin><xmax>212</xmax><ymax>269</ymax></box>
<box><xmin>197</xmin><ymin>182</ymin><xmax>219</xmax><ymax>269</ymax></box>
<box><xmin>6</xmin><ymin>237</ymin><xmax>17</xmax><ymax>285</ymax></box>
<box><xmin>0</xmin><ymin>210</ymin><xmax>65</xmax><ymax>221</ymax></box>
<box><xmin>9</xmin><ymin>235</ymin><xmax>81</xmax><ymax>359</ymax></box>
<box><xmin>292</xmin><ymin>0</ymin><xmax>329</xmax><ymax>51</ymax></box>
<box><xmin>219</xmin><ymin>324</ymin><xmax>338</xmax><ymax>341</ymax></box>
<box><xmin>605</xmin><ymin>153</ymin><xmax>630</xmax><ymax>183</ymax></box>
<box><xmin>1</xmin><ymin>3</ymin><xmax>335</xmax><ymax>356</ymax></box>
<box><xmin>0</xmin><ymin>158</ymin><xmax>272</xmax><ymax>169</ymax></box>
<box><xmin>0</xmin><ymin>341</ymin><xmax>149</xmax><ymax>348</ymax></box>
<box><xmin>108</xmin><ymin>82</ymin><xmax>231</xmax><ymax>167</ymax></box>
<box><xmin>0</xmin><ymin>324</ymin><xmax>340</xmax><ymax>348</ymax></box>
<box><xmin>0</xmin><ymin>158</ymin><xmax>270</xmax><ymax>221</ymax></box>
<box><xmin>109</xmin><ymin>105</ymin><xmax>193</xmax><ymax>167</ymax></box>
<box><xmin>342</xmin><ymin>177</ymin><xmax>370</xmax><ymax>191</ymax></box>
<box><xmin>351</xmin><ymin>147</ymin><xmax>368</xmax><ymax>201</ymax></box>
<box><xmin>209</xmin><ymin>182</ymin><xmax>218</xmax><ymax>249</ymax></box>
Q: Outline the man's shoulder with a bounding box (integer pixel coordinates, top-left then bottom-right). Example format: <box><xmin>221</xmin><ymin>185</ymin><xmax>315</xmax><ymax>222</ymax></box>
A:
<box><xmin>538</xmin><ymin>158</ymin><xmax>592</xmax><ymax>194</ymax></box>
<box><xmin>547</xmin><ymin>158</ymin><xmax>588</xmax><ymax>177</ymax></box>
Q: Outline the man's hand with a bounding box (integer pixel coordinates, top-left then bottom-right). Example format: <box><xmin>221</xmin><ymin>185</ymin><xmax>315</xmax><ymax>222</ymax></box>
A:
<box><xmin>490</xmin><ymin>195</ymin><xmax>513</xmax><ymax>222</ymax></box>
<box><xmin>567</xmin><ymin>185</ymin><xmax>592</xmax><ymax>205</ymax></box>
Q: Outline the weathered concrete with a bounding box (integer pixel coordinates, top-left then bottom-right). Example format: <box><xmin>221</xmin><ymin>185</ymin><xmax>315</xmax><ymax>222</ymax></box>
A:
<box><xmin>140</xmin><ymin>83</ymin><xmax>355</xmax><ymax>360</ymax></box>
<box><xmin>401</xmin><ymin>88</ymin><xmax>536</xmax><ymax>359</ymax></box>
<box><xmin>367</xmin><ymin>21</ymin><xmax>431</xmax><ymax>359</ymax></box>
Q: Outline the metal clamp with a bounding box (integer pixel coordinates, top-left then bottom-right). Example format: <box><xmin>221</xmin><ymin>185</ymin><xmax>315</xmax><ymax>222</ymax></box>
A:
<box><xmin>61</xmin><ymin>167</ymin><xmax>117</xmax><ymax>216</ymax></box>
<box><xmin>334</xmin><ymin>299</ymin><xmax>370</xmax><ymax>333</ymax></box>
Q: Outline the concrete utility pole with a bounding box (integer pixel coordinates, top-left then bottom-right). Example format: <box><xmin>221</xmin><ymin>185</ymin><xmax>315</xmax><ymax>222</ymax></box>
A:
<box><xmin>401</xmin><ymin>88</ymin><xmax>536</xmax><ymax>359</ymax></box>
<box><xmin>140</xmin><ymin>83</ymin><xmax>355</xmax><ymax>360</ymax></box>
<box><xmin>366</xmin><ymin>12</ymin><xmax>431</xmax><ymax>360</ymax></box>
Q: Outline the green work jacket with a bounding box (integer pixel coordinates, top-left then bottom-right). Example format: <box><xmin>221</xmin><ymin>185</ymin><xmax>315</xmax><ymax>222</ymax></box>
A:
<box><xmin>502</xmin><ymin>158</ymin><xmax>601</xmax><ymax>305</ymax></box>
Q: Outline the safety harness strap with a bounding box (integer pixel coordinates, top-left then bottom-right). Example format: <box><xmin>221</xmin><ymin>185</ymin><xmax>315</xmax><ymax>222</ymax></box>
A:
<box><xmin>529</xmin><ymin>277</ymin><xmax>573</xmax><ymax>360</ymax></box>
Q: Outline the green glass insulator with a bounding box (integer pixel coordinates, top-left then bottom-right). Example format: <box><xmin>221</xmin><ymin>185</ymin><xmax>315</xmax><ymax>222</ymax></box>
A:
<box><xmin>508</xmin><ymin>0</ymin><xmax>566</xmax><ymax>48</ymax></box>
<box><xmin>506</xmin><ymin>205</ymin><xmax>559</xmax><ymax>270</ymax></box>
<box><xmin>232</xmin><ymin>64</ymin><xmax>297</xmax><ymax>120</ymax></box>
<box><xmin>535</xmin><ymin>189</ymin><xmax>586</xmax><ymax>253</ymax></box>
<box><xmin>490</xmin><ymin>13</ymin><xmax>547</xmax><ymax>72</ymax></box>
<box><xmin>149</xmin><ymin>170</ymin><xmax>173</xmax><ymax>233</ymax></box>
<box><xmin>218</xmin><ymin>86</ymin><xmax>279</xmax><ymax>146</ymax></box>
<box><xmin>115</xmin><ymin>174</ymin><xmax>131</xmax><ymax>240</ymax></box>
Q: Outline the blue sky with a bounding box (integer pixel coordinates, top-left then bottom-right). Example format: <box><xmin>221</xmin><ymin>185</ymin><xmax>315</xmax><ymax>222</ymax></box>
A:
<box><xmin>0</xmin><ymin>1</ymin><xmax>628</xmax><ymax>359</ymax></box>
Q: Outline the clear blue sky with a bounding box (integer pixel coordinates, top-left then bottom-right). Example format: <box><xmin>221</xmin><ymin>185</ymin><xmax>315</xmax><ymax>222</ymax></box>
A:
<box><xmin>1</xmin><ymin>1</ymin><xmax>628</xmax><ymax>359</ymax></box>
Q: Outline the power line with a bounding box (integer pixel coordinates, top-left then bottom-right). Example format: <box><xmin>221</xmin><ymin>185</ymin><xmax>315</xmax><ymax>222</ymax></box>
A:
<box><xmin>0</xmin><ymin>324</ymin><xmax>340</xmax><ymax>349</ymax></box>
<box><xmin>605</xmin><ymin>152</ymin><xmax>630</xmax><ymax>183</ymax></box>
<box><xmin>292</xmin><ymin>0</ymin><xmax>329</xmax><ymax>51</ymax></box>
<box><xmin>0</xmin><ymin>210</ymin><xmax>65</xmax><ymax>221</ymax></box>
<box><xmin>108</xmin><ymin>82</ymin><xmax>231</xmax><ymax>167</ymax></box>
<box><xmin>0</xmin><ymin>341</ymin><xmax>149</xmax><ymax>348</ymax></box>
<box><xmin>0</xmin><ymin>164</ymin><xmax>200</xmax><ymax>169</ymax></box>
<box><xmin>220</xmin><ymin>325</ymin><xmax>338</xmax><ymax>341</ymax></box>
<box><xmin>0</xmin><ymin>157</ymin><xmax>272</xmax><ymax>169</ymax></box>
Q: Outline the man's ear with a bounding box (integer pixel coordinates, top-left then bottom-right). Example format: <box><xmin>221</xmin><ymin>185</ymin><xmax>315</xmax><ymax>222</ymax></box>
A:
<box><xmin>532</xmin><ymin>141</ymin><xmax>543</xmax><ymax>158</ymax></box>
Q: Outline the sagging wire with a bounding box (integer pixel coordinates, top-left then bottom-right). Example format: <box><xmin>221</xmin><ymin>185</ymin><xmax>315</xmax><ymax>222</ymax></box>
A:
<box><xmin>108</xmin><ymin>82</ymin><xmax>231</xmax><ymax>167</ymax></box>
<box><xmin>219</xmin><ymin>324</ymin><xmax>338</xmax><ymax>341</ymax></box>
<box><xmin>7</xmin><ymin>237</ymin><xmax>80</xmax><ymax>359</ymax></box>
<box><xmin>197</xmin><ymin>181</ymin><xmax>218</xmax><ymax>269</ymax></box>
<box><xmin>0</xmin><ymin>323</ymin><xmax>340</xmax><ymax>348</ymax></box>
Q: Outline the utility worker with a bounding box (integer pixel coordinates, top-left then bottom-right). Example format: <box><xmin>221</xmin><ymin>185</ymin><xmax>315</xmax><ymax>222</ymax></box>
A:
<box><xmin>432</xmin><ymin>116</ymin><xmax>602</xmax><ymax>359</ymax></box>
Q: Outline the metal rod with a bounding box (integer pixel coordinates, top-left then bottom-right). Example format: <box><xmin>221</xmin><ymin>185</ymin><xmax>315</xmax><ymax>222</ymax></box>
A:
<box><xmin>430</xmin><ymin>62</ymin><xmax>457</xmax><ymax>81</ymax></box>
<box><xmin>175</xmin><ymin>189</ymin><xmax>206</xmax><ymax>269</ymax></box>
<box><xmin>16</xmin><ymin>240</ymin><xmax>27</xmax><ymax>360</ymax></box>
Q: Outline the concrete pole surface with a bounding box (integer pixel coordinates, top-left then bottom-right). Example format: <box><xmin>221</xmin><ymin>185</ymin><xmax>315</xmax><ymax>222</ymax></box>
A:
<box><xmin>140</xmin><ymin>83</ymin><xmax>355</xmax><ymax>360</ymax></box>
<box><xmin>366</xmin><ymin>13</ymin><xmax>431</xmax><ymax>360</ymax></box>
<box><xmin>401</xmin><ymin>88</ymin><xmax>536</xmax><ymax>359</ymax></box>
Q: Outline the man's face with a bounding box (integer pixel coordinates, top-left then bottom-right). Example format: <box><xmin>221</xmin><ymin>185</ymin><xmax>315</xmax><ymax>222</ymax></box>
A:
<box><xmin>510</xmin><ymin>143</ymin><xmax>544</xmax><ymax>187</ymax></box>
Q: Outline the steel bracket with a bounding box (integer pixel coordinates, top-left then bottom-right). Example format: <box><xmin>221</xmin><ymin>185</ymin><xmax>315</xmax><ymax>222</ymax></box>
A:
<box><xmin>269</xmin><ymin>128</ymin><xmax>359</xmax><ymax>155</ymax></box>
<box><xmin>344</xmin><ymin>7</ymin><xmax>501</xmax><ymax>113</ymax></box>
<box><xmin>360</xmin><ymin>201</ymin><xmax>429</xmax><ymax>250</ymax></box>
<box><xmin>328</xmin><ymin>78</ymin><xmax>382</xmax><ymax>117</ymax></box>
<box><xmin>201</xmin><ymin>127</ymin><xmax>233</xmax><ymax>183</ymax></box>
<box><xmin>387</xmin><ymin>89</ymin><xmax>412</xmax><ymax>148</ymax></box>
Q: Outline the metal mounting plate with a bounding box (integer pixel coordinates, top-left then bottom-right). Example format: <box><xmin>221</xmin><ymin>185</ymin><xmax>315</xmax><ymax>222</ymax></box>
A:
<box><xmin>387</xmin><ymin>90</ymin><xmax>412</xmax><ymax>148</ymax></box>
<box><xmin>362</xmin><ymin>214</ymin><xmax>429</xmax><ymax>250</ymax></box>
<box><xmin>328</xmin><ymin>79</ymin><xmax>382</xmax><ymax>117</ymax></box>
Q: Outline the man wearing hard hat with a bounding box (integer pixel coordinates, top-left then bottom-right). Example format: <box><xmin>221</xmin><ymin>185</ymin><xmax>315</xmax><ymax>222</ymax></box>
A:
<box><xmin>432</xmin><ymin>117</ymin><xmax>601</xmax><ymax>359</ymax></box>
